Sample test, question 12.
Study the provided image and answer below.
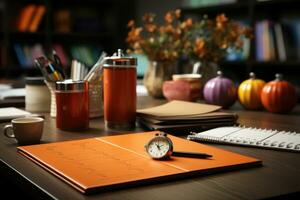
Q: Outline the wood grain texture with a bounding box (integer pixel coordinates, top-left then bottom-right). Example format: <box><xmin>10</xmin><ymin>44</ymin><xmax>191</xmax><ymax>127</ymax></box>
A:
<box><xmin>1</xmin><ymin>96</ymin><xmax>300</xmax><ymax>200</ymax></box>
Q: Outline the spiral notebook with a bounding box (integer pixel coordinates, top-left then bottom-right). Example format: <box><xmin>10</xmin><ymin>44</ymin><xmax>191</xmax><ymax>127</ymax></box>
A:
<box><xmin>187</xmin><ymin>126</ymin><xmax>300</xmax><ymax>152</ymax></box>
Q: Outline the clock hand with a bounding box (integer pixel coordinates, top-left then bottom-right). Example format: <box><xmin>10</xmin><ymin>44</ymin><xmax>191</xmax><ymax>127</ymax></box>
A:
<box><xmin>155</xmin><ymin>142</ymin><xmax>161</xmax><ymax>150</ymax></box>
<box><xmin>156</xmin><ymin>144</ymin><xmax>161</xmax><ymax>150</ymax></box>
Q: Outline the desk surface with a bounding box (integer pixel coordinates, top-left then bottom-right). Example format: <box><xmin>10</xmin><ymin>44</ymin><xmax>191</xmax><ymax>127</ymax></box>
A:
<box><xmin>1</xmin><ymin>96</ymin><xmax>300</xmax><ymax>200</ymax></box>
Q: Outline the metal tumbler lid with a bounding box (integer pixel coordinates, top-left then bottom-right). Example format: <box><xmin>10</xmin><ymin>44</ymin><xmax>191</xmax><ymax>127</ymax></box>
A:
<box><xmin>103</xmin><ymin>49</ymin><xmax>137</xmax><ymax>67</ymax></box>
<box><xmin>56</xmin><ymin>79</ymin><xmax>87</xmax><ymax>92</ymax></box>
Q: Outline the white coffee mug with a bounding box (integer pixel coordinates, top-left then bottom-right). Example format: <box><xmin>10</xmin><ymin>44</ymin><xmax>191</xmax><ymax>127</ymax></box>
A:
<box><xmin>3</xmin><ymin>117</ymin><xmax>44</xmax><ymax>145</ymax></box>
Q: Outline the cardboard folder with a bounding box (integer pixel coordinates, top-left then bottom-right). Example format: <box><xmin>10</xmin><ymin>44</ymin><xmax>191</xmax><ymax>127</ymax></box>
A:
<box><xmin>18</xmin><ymin>131</ymin><xmax>261</xmax><ymax>194</ymax></box>
<box><xmin>137</xmin><ymin>101</ymin><xmax>238</xmax><ymax>133</ymax></box>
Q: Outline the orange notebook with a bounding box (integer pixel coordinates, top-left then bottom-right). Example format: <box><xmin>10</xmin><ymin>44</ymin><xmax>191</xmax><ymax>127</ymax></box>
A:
<box><xmin>18</xmin><ymin>132</ymin><xmax>262</xmax><ymax>194</ymax></box>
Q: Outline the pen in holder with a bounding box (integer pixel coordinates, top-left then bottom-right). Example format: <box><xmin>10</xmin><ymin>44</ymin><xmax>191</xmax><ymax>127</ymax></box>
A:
<box><xmin>34</xmin><ymin>54</ymin><xmax>66</xmax><ymax>118</ymax></box>
<box><xmin>45</xmin><ymin>81</ymin><xmax>57</xmax><ymax>117</ymax></box>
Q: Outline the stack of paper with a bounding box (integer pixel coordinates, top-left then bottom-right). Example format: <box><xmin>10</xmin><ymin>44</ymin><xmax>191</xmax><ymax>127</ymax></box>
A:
<box><xmin>0</xmin><ymin>107</ymin><xmax>31</xmax><ymax>122</ymax></box>
<box><xmin>137</xmin><ymin>101</ymin><xmax>238</xmax><ymax>134</ymax></box>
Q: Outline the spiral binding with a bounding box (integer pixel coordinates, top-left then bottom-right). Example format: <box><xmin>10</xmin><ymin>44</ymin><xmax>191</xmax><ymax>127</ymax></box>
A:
<box><xmin>187</xmin><ymin>135</ymin><xmax>221</xmax><ymax>143</ymax></box>
<box><xmin>187</xmin><ymin>126</ymin><xmax>300</xmax><ymax>152</ymax></box>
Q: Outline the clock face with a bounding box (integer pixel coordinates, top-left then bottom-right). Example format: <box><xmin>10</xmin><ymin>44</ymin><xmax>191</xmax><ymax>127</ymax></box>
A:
<box><xmin>146</xmin><ymin>137</ymin><xmax>172</xmax><ymax>159</ymax></box>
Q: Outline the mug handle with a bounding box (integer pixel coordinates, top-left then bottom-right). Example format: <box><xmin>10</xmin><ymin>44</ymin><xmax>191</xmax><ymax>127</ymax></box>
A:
<box><xmin>3</xmin><ymin>124</ymin><xmax>15</xmax><ymax>138</ymax></box>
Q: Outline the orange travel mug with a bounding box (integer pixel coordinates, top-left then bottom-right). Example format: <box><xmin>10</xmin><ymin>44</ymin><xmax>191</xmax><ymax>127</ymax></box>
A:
<box><xmin>103</xmin><ymin>49</ymin><xmax>137</xmax><ymax>129</ymax></box>
<box><xmin>56</xmin><ymin>80</ymin><xmax>89</xmax><ymax>131</ymax></box>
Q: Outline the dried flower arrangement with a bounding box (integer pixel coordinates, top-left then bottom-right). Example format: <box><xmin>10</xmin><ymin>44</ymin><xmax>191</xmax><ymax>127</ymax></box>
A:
<box><xmin>126</xmin><ymin>9</ymin><xmax>251</xmax><ymax>63</ymax></box>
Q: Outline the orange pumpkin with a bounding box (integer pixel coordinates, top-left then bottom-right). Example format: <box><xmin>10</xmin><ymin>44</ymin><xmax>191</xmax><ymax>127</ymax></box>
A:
<box><xmin>238</xmin><ymin>72</ymin><xmax>266</xmax><ymax>110</ymax></box>
<box><xmin>261</xmin><ymin>74</ymin><xmax>297</xmax><ymax>113</ymax></box>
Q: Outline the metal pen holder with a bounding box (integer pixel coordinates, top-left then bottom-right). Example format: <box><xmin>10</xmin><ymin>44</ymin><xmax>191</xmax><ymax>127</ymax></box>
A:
<box><xmin>88</xmin><ymin>79</ymin><xmax>103</xmax><ymax>118</ymax></box>
<box><xmin>45</xmin><ymin>79</ymin><xmax>103</xmax><ymax>118</ymax></box>
<box><xmin>45</xmin><ymin>81</ymin><xmax>57</xmax><ymax>118</ymax></box>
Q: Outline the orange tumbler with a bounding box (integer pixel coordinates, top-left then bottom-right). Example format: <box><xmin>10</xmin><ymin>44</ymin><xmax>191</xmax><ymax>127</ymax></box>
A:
<box><xmin>103</xmin><ymin>49</ymin><xmax>137</xmax><ymax>129</ymax></box>
<box><xmin>56</xmin><ymin>80</ymin><xmax>89</xmax><ymax>131</ymax></box>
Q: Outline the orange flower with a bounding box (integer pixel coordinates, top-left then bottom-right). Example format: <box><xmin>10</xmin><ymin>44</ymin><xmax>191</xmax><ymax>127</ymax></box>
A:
<box><xmin>164</xmin><ymin>24</ymin><xmax>175</xmax><ymax>33</ymax></box>
<box><xmin>194</xmin><ymin>38</ymin><xmax>206</xmax><ymax>58</ymax></box>
<box><xmin>180</xmin><ymin>19</ymin><xmax>193</xmax><ymax>30</ymax></box>
<box><xmin>216</xmin><ymin>13</ymin><xmax>228</xmax><ymax>29</ymax></box>
<box><xmin>195</xmin><ymin>38</ymin><xmax>205</xmax><ymax>49</ymax></box>
<box><xmin>145</xmin><ymin>24</ymin><xmax>157</xmax><ymax>33</ymax></box>
<box><xmin>220</xmin><ymin>43</ymin><xmax>228</xmax><ymax>49</ymax></box>
<box><xmin>126</xmin><ymin>27</ymin><xmax>142</xmax><ymax>43</ymax></box>
<box><xmin>164</xmin><ymin>11</ymin><xmax>174</xmax><ymax>24</ymax></box>
<box><xmin>184</xmin><ymin>41</ymin><xmax>191</xmax><ymax>49</ymax></box>
<box><xmin>216</xmin><ymin>13</ymin><xmax>228</xmax><ymax>24</ymax></box>
<box><xmin>143</xmin><ymin>13</ymin><xmax>155</xmax><ymax>23</ymax></box>
<box><xmin>127</xmin><ymin>20</ymin><xmax>135</xmax><ymax>28</ymax></box>
<box><xmin>186</xmin><ymin>18</ymin><xmax>193</xmax><ymax>28</ymax></box>
<box><xmin>175</xmin><ymin>9</ymin><xmax>181</xmax><ymax>18</ymax></box>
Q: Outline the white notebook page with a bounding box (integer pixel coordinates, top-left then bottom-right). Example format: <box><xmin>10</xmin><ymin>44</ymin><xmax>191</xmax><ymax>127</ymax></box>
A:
<box><xmin>195</xmin><ymin>126</ymin><xmax>241</xmax><ymax>137</ymax></box>
<box><xmin>222</xmin><ymin>128</ymin><xmax>278</xmax><ymax>144</ymax></box>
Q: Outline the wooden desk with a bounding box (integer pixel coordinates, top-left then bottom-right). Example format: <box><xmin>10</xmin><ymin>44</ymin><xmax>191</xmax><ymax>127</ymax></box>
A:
<box><xmin>1</xmin><ymin>96</ymin><xmax>300</xmax><ymax>200</ymax></box>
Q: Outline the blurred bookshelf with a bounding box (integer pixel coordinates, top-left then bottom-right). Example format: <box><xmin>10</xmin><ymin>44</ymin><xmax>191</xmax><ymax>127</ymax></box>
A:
<box><xmin>0</xmin><ymin>0</ymin><xmax>135</xmax><ymax>78</ymax></box>
<box><xmin>181</xmin><ymin>0</ymin><xmax>300</xmax><ymax>90</ymax></box>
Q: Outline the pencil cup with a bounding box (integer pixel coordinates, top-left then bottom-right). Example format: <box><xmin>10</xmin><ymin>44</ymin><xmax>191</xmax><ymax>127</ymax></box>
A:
<box><xmin>88</xmin><ymin>81</ymin><xmax>104</xmax><ymax>118</ymax></box>
<box><xmin>25</xmin><ymin>77</ymin><xmax>51</xmax><ymax>112</ymax></box>
<box><xmin>45</xmin><ymin>81</ymin><xmax>57</xmax><ymax>118</ymax></box>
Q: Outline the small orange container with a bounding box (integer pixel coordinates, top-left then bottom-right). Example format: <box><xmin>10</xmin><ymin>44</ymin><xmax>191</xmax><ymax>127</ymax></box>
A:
<box><xmin>56</xmin><ymin>80</ymin><xmax>89</xmax><ymax>131</ymax></box>
<box><xmin>103</xmin><ymin>49</ymin><xmax>137</xmax><ymax>129</ymax></box>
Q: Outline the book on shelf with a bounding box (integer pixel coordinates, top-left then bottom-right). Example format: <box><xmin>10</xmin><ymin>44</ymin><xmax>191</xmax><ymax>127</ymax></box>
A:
<box><xmin>18</xmin><ymin>131</ymin><xmax>261</xmax><ymax>194</ymax></box>
<box><xmin>28</xmin><ymin>5</ymin><xmax>46</xmax><ymax>32</ymax></box>
<box><xmin>268</xmin><ymin>21</ymin><xmax>276</xmax><ymax>60</ymax></box>
<box><xmin>274</xmin><ymin>23</ymin><xmax>287</xmax><ymax>61</ymax></box>
<box><xmin>255</xmin><ymin>21</ymin><xmax>264</xmax><ymax>61</ymax></box>
<box><xmin>14</xmin><ymin>43</ymin><xmax>45</xmax><ymax>68</ymax></box>
<box><xmin>16</xmin><ymin>4</ymin><xmax>45</xmax><ymax>32</ymax></box>
<box><xmin>70</xmin><ymin>45</ymin><xmax>101</xmax><ymax>67</ymax></box>
<box><xmin>255</xmin><ymin>20</ymin><xmax>290</xmax><ymax>62</ymax></box>
<box><xmin>54</xmin><ymin>9</ymin><xmax>71</xmax><ymax>33</ymax></box>
<box><xmin>17</xmin><ymin>4</ymin><xmax>36</xmax><ymax>32</ymax></box>
<box><xmin>31</xmin><ymin>44</ymin><xmax>45</xmax><ymax>63</ymax></box>
<box><xmin>14</xmin><ymin>44</ymin><xmax>27</xmax><ymax>67</ymax></box>
<box><xmin>52</xmin><ymin>44</ymin><xmax>70</xmax><ymax>68</ymax></box>
<box><xmin>137</xmin><ymin>101</ymin><xmax>238</xmax><ymax>134</ymax></box>
<box><xmin>281</xmin><ymin>18</ymin><xmax>300</xmax><ymax>60</ymax></box>
<box><xmin>256</xmin><ymin>20</ymin><xmax>272</xmax><ymax>61</ymax></box>
<box><xmin>22</xmin><ymin>45</ymin><xmax>33</xmax><ymax>67</ymax></box>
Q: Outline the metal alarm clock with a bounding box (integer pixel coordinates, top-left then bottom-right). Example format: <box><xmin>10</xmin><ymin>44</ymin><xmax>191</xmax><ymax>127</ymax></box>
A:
<box><xmin>145</xmin><ymin>132</ymin><xmax>174</xmax><ymax>159</ymax></box>
<box><xmin>145</xmin><ymin>132</ymin><xmax>212</xmax><ymax>160</ymax></box>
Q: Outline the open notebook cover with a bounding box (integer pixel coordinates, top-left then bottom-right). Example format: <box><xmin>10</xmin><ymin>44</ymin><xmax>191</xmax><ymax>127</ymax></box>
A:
<box><xmin>18</xmin><ymin>131</ymin><xmax>261</xmax><ymax>194</ymax></box>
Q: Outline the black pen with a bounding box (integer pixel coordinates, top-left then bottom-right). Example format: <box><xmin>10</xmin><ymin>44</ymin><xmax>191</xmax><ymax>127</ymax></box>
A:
<box><xmin>52</xmin><ymin>50</ymin><xmax>66</xmax><ymax>79</ymax></box>
<box><xmin>172</xmin><ymin>151</ymin><xmax>212</xmax><ymax>159</ymax></box>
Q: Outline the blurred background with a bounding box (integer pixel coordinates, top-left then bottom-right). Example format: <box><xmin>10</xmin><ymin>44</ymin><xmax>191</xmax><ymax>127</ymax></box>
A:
<box><xmin>0</xmin><ymin>0</ymin><xmax>299</xmax><ymax>96</ymax></box>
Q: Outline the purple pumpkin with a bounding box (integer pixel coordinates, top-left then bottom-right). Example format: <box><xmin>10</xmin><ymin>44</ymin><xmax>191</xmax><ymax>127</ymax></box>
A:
<box><xmin>203</xmin><ymin>71</ymin><xmax>237</xmax><ymax>108</ymax></box>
